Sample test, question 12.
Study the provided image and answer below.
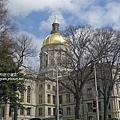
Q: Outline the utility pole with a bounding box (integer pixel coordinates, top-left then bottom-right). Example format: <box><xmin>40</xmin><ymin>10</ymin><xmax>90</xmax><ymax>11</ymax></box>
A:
<box><xmin>56</xmin><ymin>65</ymin><xmax>59</xmax><ymax>120</ymax></box>
<box><xmin>94</xmin><ymin>62</ymin><xmax>99</xmax><ymax>120</ymax></box>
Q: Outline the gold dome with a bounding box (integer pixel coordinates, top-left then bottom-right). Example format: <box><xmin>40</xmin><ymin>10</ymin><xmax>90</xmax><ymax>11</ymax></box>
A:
<box><xmin>42</xmin><ymin>15</ymin><xmax>69</xmax><ymax>47</ymax></box>
<box><xmin>42</xmin><ymin>33</ymin><xmax>68</xmax><ymax>47</ymax></box>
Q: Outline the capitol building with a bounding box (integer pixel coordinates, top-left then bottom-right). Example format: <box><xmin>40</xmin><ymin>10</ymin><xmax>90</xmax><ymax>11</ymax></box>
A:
<box><xmin>0</xmin><ymin>17</ymin><xmax>120</xmax><ymax>120</ymax></box>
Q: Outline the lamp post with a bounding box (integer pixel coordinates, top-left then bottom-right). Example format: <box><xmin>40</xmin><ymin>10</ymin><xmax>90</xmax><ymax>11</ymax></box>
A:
<box><xmin>93</xmin><ymin>55</ymin><xmax>113</xmax><ymax>120</ymax></box>
<box><xmin>94</xmin><ymin>62</ymin><xmax>99</xmax><ymax>120</ymax></box>
<box><xmin>56</xmin><ymin>65</ymin><xmax>59</xmax><ymax>120</ymax></box>
<box><xmin>44</xmin><ymin>51</ymin><xmax>59</xmax><ymax>120</ymax></box>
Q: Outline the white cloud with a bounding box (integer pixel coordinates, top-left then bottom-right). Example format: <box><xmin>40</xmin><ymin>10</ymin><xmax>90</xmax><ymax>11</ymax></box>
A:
<box><xmin>8</xmin><ymin>0</ymin><xmax>96</xmax><ymax>17</ymax></box>
<box><xmin>7</xmin><ymin>0</ymin><xmax>120</xmax><ymax>72</ymax></box>
<box><xmin>80</xmin><ymin>6</ymin><xmax>106</xmax><ymax>27</ymax></box>
<box><xmin>79</xmin><ymin>1</ymin><xmax>120</xmax><ymax>28</ymax></box>
<box><xmin>105</xmin><ymin>1</ymin><xmax>120</xmax><ymax>28</ymax></box>
<box><xmin>8</xmin><ymin>0</ymin><xmax>75</xmax><ymax>17</ymax></box>
<box><xmin>39</xmin><ymin>12</ymin><xmax>67</xmax><ymax>33</ymax></box>
<box><xmin>8</xmin><ymin>0</ymin><xmax>120</xmax><ymax>29</ymax></box>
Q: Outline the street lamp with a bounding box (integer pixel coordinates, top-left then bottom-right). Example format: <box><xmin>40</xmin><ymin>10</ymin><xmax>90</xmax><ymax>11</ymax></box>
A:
<box><xmin>56</xmin><ymin>65</ymin><xmax>59</xmax><ymax>120</ymax></box>
<box><xmin>93</xmin><ymin>55</ymin><xmax>113</xmax><ymax>120</ymax></box>
<box><xmin>94</xmin><ymin>62</ymin><xmax>99</xmax><ymax>120</ymax></box>
<box><xmin>44</xmin><ymin>51</ymin><xmax>59</xmax><ymax>120</ymax></box>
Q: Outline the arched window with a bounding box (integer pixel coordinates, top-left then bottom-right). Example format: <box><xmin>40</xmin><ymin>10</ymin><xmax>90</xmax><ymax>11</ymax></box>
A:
<box><xmin>20</xmin><ymin>91</ymin><xmax>24</xmax><ymax>102</ymax></box>
<box><xmin>27</xmin><ymin>86</ymin><xmax>31</xmax><ymax>103</ymax></box>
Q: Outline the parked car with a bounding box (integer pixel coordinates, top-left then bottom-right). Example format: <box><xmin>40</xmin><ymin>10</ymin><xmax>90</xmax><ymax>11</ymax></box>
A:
<box><xmin>110</xmin><ymin>118</ymin><xmax>120</xmax><ymax>120</ymax></box>
<box><xmin>30</xmin><ymin>117</ymin><xmax>51</xmax><ymax>120</ymax></box>
<box><xmin>30</xmin><ymin>118</ymin><xmax>41</xmax><ymax>120</ymax></box>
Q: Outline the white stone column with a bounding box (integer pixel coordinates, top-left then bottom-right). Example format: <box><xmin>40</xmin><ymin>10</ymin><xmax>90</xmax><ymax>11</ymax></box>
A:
<box><xmin>0</xmin><ymin>107</ymin><xmax>2</xmax><ymax>119</ymax></box>
<box><xmin>4</xmin><ymin>104</ymin><xmax>10</xmax><ymax>120</ymax></box>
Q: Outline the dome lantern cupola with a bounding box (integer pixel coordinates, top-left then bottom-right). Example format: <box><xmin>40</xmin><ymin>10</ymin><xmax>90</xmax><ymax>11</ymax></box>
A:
<box><xmin>51</xmin><ymin>15</ymin><xmax>60</xmax><ymax>34</ymax></box>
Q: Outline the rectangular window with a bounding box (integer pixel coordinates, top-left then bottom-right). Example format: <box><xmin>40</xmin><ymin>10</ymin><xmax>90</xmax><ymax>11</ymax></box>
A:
<box><xmin>88</xmin><ymin>116</ymin><xmax>93</xmax><ymax>120</ymax></box>
<box><xmin>53</xmin><ymin>108</ymin><xmax>56</xmax><ymax>116</ymax></box>
<box><xmin>39</xmin><ymin>84</ymin><xmax>43</xmax><ymax>90</ymax></box>
<box><xmin>47</xmin><ymin>84</ymin><xmax>50</xmax><ymax>90</ymax></box>
<box><xmin>108</xmin><ymin>104</ymin><xmax>111</xmax><ymax>109</ymax></box>
<box><xmin>27</xmin><ymin>96</ymin><xmax>30</xmax><ymax>103</ymax></box>
<box><xmin>2</xmin><ymin>107</ymin><xmax>4</xmax><ymax>117</ymax></box>
<box><xmin>116</xmin><ymin>84</ymin><xmax>119</xmax><ymax>95</ymax></box>
<box><xmin>52</xmin><ymin>86</ymin><xmax>55</xmax><ymax>91</ymax></box>
<box><xmin>38</xmin><ymin>108</ymin><xmax>42</xmax><ymax>116</ymax></box>
<box><xmin>66</xmin><ymin>107</ymin><xmax>71</xmax><ymax>115</ymax></box>
<box><xmin>47</xmin><ymin>94</ymin><xmax>51</xmax><ymax>103</ymax></box>
<box><xmin>27</xmin><ymin>86</ymin><xmax>31</xmax><ymax>103</ymax></box>
<box><xmin>20</xmin><ymin>108</ymin><xmax>24</xmax><ymax>115</ymax></box>
<box><xmin>53</xmin><ymin>95</ymin><xmax>55</xmax><ymax>104</ymax></box>
<box><xmin>87</xmin><ymin>88</ymin><xmax>92</xmax><ymax>98</ymax></box>
<box><xmin>27</xmin><ymin>108</ymin><xmax>31</xmax><ymax>115</ymax></box>
<box><xmin>119</xmin><ymin>101</ymin><xmax>120</xmax><ymax>109</ymax></box>
<box><xmin>66</xmin><ymin>94</ymin><xmax>70</xmax><ymax>103</ymax></box>
<box><xmin>59</xmin><ymin>95</ymin><xmax>62</xmax><ymax>104</ymax></box>
<box><xmin>88</xmin><ymin>103</ymin><xmax>92</xmax><ymax>112</ymax></box>
<box><xmin>20</xmin><ymin>91</ymin><xmax>24</xmax><ymax>102</ymax></box>
<box><xmin>48</xmin><ymin>108</ymin><xmax>51</xmax><ymax>115</ymax></box>
<box><xmin>39</xmin><ymin>94</ymin><xmax>42</xmax><ymax>104</ymax></box>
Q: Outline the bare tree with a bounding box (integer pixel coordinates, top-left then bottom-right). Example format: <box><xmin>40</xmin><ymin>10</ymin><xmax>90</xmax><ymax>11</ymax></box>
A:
<box><xmin>0</xmin><ymin>0</ymin><xmax>16</xmax><ymax>57</ymax></box>
<box><xmin>13</xmin><ymin>34</ymin><xmax>38</xmax><ymax>70</ymax></box>
<box><xmin>61</xmin><ymin>26</ymin><xmax>120</xmax><ymax>119</ymax></box>
<box><xmin>92</xmin><ymin>28</ymin><xmax>120</xmax><ymax>120</ymax></box>
<box><xmin>0</xmin><ymin>1</ymin><xmax>38</xmax><ymax>120</ymax></box>
<box><xmin>60</xmin><ymin>25</ymin><xmax>101</xmax><ymax>119</ymax></box>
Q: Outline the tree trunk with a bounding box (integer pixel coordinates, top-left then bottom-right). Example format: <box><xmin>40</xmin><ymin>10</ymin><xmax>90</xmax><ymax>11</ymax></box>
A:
<box><xmin>13</xmin><ymin>107</ymin><xmax>18</xmax><ymax>120</ymax></box>
<box><xmin>75</xmin><ymin>97</ymin><xmax>80</xmax><ymax>119</ymax></box>
<box><xmin>103</xmin><ymin>98</ymin><xmax>108</xmax><ymax>120</ymax></box>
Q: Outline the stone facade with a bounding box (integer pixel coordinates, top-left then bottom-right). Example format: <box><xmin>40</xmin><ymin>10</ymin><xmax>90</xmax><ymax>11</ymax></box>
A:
<box><xmin>0</xmin><ymin>19</ymin><xmax>120</xmax><ymax>120</ymax></box>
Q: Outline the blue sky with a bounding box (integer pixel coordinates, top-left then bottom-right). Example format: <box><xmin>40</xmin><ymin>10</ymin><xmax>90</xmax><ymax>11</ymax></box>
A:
<box><xmin>8</xmin><ymin>0</ymin><xmax>120</xmax><ymax>70</ymax></box>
